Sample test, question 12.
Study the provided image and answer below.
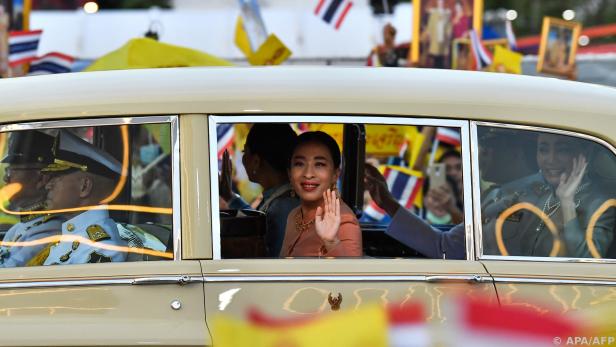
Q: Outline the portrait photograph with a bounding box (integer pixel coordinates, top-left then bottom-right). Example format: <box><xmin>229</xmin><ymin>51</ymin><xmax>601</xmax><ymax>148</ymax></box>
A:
<box><xmin>410</xmin><ymin>0</ymin><xmax>483</xmax><ymax>69</ymax></box>
<box><xmin>537</xmin><ymin>17</ymin><xmax>581</xmax><ymax>77</ymax></box>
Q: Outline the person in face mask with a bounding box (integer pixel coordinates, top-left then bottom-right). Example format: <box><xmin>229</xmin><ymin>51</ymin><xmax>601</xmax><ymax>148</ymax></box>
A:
<box><xmin>130</xmin><ymin>128</ymin><xmax>163</xmax><ymax>224</ymax></box>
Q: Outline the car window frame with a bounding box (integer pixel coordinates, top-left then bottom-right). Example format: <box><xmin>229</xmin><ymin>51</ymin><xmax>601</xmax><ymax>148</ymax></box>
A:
<box><xmin>208</xmin><ymin>114</ymin><xmax>474</xmax><ymax>260</ymax></box>
<box><xmin>471</xmin><ymin>120</ymin><xmax>616</xmax><ymax>264</ymax></box>
<box><xmin>0</xmin><ymin>115</ymin><xmax>182</xmax><ymax>262</ymax></box>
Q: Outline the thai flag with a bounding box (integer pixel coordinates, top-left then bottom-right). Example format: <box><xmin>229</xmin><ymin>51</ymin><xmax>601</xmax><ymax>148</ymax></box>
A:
<box><xmin>27</xmin><ymin>52</ymin><xmax>74</xmax><ymax>76</ymax></box>
<box><xmin>314</xmin><ymin>0</ymin><xmax>354</xmax><ymax>30</ymax></box>
<box><xmin>505</xmin><ymin>20</ymin><xmax>517</xmax><ymax>50</ymax></box>
<box><xmin>435</xmin><ymin>127</ymin><xmax>461</xmax><ymax>147</ymax></box>
<box><xmin>217</xmin><ymin>124</ymin><xmax>235</xmax><ymax>158</ymax></box>
<box><xmin>8</xmin><ymin>30</ymin><xmax>43</xmax><ymax>67</ymax></box>
<box><xmin>469</xmin><ymin>29</ymin><xmax>493</xmax><ymax>70</ymax></box>
<box><xmin>386</xmin><ymin>139</ymin><xmax>409</xmax><ymax>167</ymax></box>
<box><xmin>448</xmin><ymin>297</ymin><xmax>581</xmax><ymax>346</ymax></box>
<box><xmin>364</xmin><ymin>166</ymin><xmax>423</xmax><ymax>221</ymax></box>
<box><xmin>388</xmin><ymin>302</ymin><xmax>429</xmax><ymax>347</ymax></box>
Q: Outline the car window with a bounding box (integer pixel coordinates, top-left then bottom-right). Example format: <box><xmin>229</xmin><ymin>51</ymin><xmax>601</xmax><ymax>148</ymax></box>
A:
<box><xmin>0</xmin><ymin>121</ymin><xmax>175</xmax><ymax>267</ymax></box>
<box><xmin>477</xmin><ymin>125</ymin><xmax>616</xmax><ymax>259</ymax></box>
<box><xmin>214</xmin><ymin>120</ymin><xmax>468</xmax><ymax>259</ymax></box>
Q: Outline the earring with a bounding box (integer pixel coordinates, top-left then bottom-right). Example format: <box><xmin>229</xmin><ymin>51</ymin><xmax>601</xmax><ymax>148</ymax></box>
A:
<box><xmin>290</xmin><ymin>189</ymin><xmax>296</xmax><ymax>198</ymax></box>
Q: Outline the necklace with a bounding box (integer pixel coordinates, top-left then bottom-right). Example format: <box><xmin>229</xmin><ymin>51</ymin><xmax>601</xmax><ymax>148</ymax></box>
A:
<box><xmin>295</xmin><ymin>208</ymin><xmax>315</xmax><ymax>233</ymax></box>
<box><xmin>535</xmin><ymin>183</ymin><xmax>587</xmax><ymax>232</ymax></box>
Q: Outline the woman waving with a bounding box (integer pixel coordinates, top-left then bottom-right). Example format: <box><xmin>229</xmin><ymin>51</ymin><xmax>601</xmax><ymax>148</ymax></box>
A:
<box><xmin>280</xmin><ymin>131</ymin><xmax>362</xmax><ymax>257</ymax></box>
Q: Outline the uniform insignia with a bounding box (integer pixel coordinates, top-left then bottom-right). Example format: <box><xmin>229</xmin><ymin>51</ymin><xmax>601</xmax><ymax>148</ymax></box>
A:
<box><xmin>20</xmin><ymin>214</ymin><xmax>40</xmax><ymax>223</ymax></box>
<box><xmin>19</xmin><ymin>202</ymin><xmax>47</xmax><ymax>222</ymax></box>
<box><xmin>86</xmin><ymin>225</ymin><xmax>110</xmax><ymax>242</ymax></box>
<box><xmin>87</xmin><ymin>252</ymin><xmax>112</xmax><ymax>263</ymax></box>
<box><xmin>72</xmin><ymin>241</ymin><xmax>80</xmax><ymax>250</ymax></box>
<box><xmin>59</xmin><ymin>250</ymin><xmax>72</xmax><ymax>263</ymax></box>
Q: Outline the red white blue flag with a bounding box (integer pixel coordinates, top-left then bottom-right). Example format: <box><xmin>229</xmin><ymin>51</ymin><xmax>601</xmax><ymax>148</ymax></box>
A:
<box><xmin>217</xmin><ymin>124</ymin><xmax>235</xmax><ymax>158</ymax></box>
<box><xmin>364</xmin><ymin>166</ymin><xmax>423</xmax><ymax>221</ymax></box>
<box><xmin>436</xmin><ymin>127</ymin><xmax>461</xmax><ymax>147</ymax></box>
<box><xmin>27</xmin><ymin>52</ymin><xmax>74</xmax><ymax>76</ymax></box>
<box><xmin>469</xmin><ymin>29</ymin><xmax>493</xmax><ymax>70</ymax></box>
<box><xmin>8</xmin><ymin>30</ymin><xmax>43</xmax><ymax>67</ymax></box>
<box><xmin>314</xmin><ymin>0</ymin><xmax>354</xmax><ymax>30</ymax></box>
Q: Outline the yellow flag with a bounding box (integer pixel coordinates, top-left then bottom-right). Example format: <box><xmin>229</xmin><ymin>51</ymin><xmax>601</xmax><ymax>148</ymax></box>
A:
<box><xmin>234</xmin><ymin>16</ymin><xmax>253</xmax><ymax>58</ymax></box>
<box><xmin>491</xmin><ymin>45</ymin><xmax>523</xmax><ymax>74</ymax></box>
<box><xmin>213</xmin><ymin>305</ymin><xmax>388</xmax><ymax>347</ymax></box>
<box><xmin>248</xmin><ymin>34</ymin><xmax>292</xmax><ymax>66</ymax></box>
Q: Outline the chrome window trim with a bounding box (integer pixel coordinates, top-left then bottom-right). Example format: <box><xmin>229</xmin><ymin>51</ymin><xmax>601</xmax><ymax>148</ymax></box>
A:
<box><xmin>0</xmin><ymin>275</ymin><xmax>202</xmax><ymax>289</ymax></box>
<box><xmin>492</xmin><ymin>276</ymin><xmax>616</xmax><ymax>286</ymax></box>
<box><xmin>0</xmin><ymin>115</ymin><xmax>181</xmax><ymax>261</ymax></box>
<box><xmin>4</xmin><ymin>274</ymin><xmax>615</xmax><ymax>288</ymax></box>
<box><xmin>208</xmin><ymin>114</ymin><xmax>473</xmax><ymax>261</ymax></box>
<box><xmin>0</xmin><ymin>274</ymin><xmax>495</xmax><ymax>289</ymax></box>
<box><xmin>0</xmin><ymin>116</ymin><xmax>175</xmax><ymax>131</ymax></box>
<box><xmin>481</xmin><ymin>255</ymin><xmax>616</xmax><ymax>263</ymax></box>
<box><xmin>471</xmin><ymin>121</ymin><xmax>616</xmax><ymax>264</ymax></box>
<box><xmin>203</xmin><ymin>274</ymin><xmax>492</xmax><ymax>283</ymax></box>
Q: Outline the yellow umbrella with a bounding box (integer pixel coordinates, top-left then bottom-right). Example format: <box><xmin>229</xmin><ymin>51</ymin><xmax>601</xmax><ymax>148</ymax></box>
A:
<box><xmin>85</xmin><ymin>37</ymin><xmax>233</xmax><ymax>71</ymax></box>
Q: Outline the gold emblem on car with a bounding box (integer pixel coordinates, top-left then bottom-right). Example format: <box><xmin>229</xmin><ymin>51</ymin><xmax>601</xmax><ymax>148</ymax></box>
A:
<box><xmin>328</xmin><ymin>292</ymin><xmax>342</xmax><ymax>311</ymax></box>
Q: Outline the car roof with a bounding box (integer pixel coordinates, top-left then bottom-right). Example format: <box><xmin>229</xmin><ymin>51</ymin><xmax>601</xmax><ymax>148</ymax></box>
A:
<box><xmin>0</xmin><ymin>67</ymin><xmax>614</xmax><ymax>145</ymax></box>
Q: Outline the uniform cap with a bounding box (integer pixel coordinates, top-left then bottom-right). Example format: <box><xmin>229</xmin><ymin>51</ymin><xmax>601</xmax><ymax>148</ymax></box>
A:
<box><xmin>42</xmin><ymin>130</ymin><xmax>122</xmax><ymax>179</ymax></box>
<box><xmin>1</xmin><ymin>130</ymin><xmax>55</xmax><ymax>165</ymax></box>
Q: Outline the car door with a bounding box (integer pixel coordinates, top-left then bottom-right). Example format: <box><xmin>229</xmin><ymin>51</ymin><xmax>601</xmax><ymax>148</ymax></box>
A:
<box><xmin>472</xmin><ymin>122</ymin><xmax>616</xmax><ymax>319</ymax></box>
<box><xmin>199</xmin><ymin>115</ymin><xmax>498</xmax><ymax>342</ymax></box>
<box><xmin>0</xmin><ymin>116</ymin><xmax>209</xmax><ymax>346</ymax></box>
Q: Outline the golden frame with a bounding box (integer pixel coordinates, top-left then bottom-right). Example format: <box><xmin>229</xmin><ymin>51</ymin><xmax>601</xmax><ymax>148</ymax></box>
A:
<box><xmin>537</xmin><ymin>17</ymin><xmax>582</xmax><ymax>77</ymax></box>
<box><xmin>410</xmin><ymin>0</ymin><xmax>483</xmax><ymax>67</ymax></box>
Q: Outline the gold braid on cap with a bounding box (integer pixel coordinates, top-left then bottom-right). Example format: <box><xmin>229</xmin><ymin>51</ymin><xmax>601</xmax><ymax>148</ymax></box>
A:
<box><xmin>41</xmin><ymin>159</ymin><xmax>87</xmax><ymax>172</ymax></box>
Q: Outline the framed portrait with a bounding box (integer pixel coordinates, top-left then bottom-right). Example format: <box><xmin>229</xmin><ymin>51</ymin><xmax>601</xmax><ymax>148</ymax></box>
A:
<box><xmin>410</xmin><ymin>0</ymin><xmax>483</xmax><ymax>68</ymax></box>
<box><xmin>537</xmin><ymin>17</ymin><xmax>581</xmax><ymax>77</ymax></box>
<box><xmin>451</xmin><ymin>37</ymin><xmax>507</xmax><ymax>70</ymax></box>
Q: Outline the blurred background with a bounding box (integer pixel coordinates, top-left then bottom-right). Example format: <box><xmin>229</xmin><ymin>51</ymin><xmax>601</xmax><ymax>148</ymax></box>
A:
<box><xmin>1</xmin><ymin>0</ymin><xmax>615</xmax><ymax>85</ymax></box>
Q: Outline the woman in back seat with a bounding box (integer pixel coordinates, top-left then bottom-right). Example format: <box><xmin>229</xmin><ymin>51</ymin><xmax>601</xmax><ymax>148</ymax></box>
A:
<box><xmin>280</xmin><ymin>131</ymin><xmax>362</xmax><ymax>257</ymax></box>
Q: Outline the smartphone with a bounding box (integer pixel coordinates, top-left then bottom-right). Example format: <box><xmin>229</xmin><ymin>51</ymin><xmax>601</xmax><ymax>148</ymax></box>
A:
<box><xmin>428</xmin><ymin>163</ymin><xmax>447</xmax><ymax>189</ymax></box>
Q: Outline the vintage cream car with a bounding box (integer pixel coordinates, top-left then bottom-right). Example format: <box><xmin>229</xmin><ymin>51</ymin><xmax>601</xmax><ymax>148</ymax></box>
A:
<box><xmin>0</xmin><ymin>67</ymin><xmax>614</xmax><ymax>346</ymax></box>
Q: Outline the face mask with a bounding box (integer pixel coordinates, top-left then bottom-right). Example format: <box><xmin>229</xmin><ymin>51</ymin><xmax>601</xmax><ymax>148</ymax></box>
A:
<box><xmin>426</xmin><ymin>210</ymin><xmax>452</xmax><ymax>225</ymax></box>
<box><xmin>140</xmin><ymin>144</ymin><xmax>160</xmax><ymax>165</ymax></box>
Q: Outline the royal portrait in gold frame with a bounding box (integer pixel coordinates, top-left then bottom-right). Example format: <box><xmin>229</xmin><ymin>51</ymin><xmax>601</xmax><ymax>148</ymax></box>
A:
<box><xmin>537</xmin><ymin>17</ymin><xmax>581</xmax><ymax>77</ymax></box>
<box><xmin>410</xmin><ymin>0</ymin><xmax>483</xmax><ymax>68</ymax></box>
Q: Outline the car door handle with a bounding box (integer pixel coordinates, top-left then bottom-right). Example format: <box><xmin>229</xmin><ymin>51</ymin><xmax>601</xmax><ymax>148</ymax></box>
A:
<box><xmin>425</xmin><ymin>275</ymin><xmax>486</xmax><ymax>283</ymax></box>
<box><xmin>132</xmin><ymin>275</ymin><xmax>203</xmax><ymax>286</ymax></box>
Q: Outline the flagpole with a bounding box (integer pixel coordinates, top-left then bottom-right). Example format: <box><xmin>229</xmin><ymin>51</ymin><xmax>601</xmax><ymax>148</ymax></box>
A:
<box><xmin>381</xmin><ymin>0</ymin><xmax>390</xmax><ymax>15</ymax></box>
<box><xmin>428</xmin><ymin>139</ymin><xmax>440</xmax><ymax>167</ymax></box>
<box><xmin>0</xmin><ymin>6</ymin><xmax>7</xmax><ymax>78</ymax></box>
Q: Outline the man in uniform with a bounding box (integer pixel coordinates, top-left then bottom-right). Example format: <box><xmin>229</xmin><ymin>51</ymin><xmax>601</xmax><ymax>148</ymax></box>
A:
<box><xmin>36</xmin><ymin>130</ymin><xmax>128</xmax><ymax>265</ymax></box>
<box><xmin>0</xmin><ymin>130</ymin><xmax>64</xmax><ymax>267</ymax></box>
